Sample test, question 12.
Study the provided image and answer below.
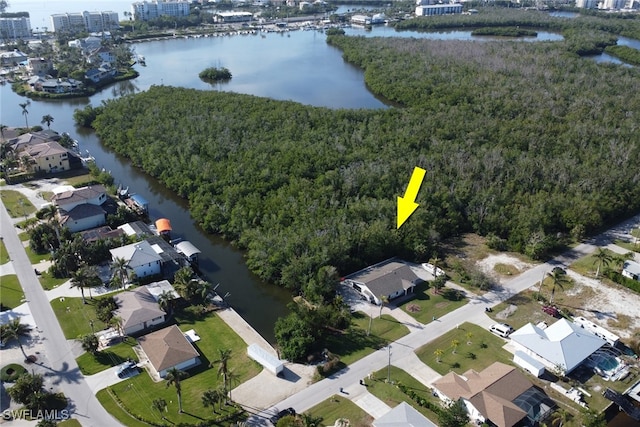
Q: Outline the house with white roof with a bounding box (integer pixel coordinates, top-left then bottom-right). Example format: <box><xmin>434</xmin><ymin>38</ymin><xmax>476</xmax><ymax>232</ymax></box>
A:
<box><xmin>622</xmin><ymin>260</ymin><xmax>640</xmax><ymax>281</ymax></box>
<box><xmin>110</xmin><ymin>240</ymin><xmax>162</xmax><ymax>279</ymax></box>
<box><xmin>509</xmin><ymin>318</ymin><xmax>606</xmax><ymax>375</ymax></box>
<box><xmin>374</xmin><ymin>401</ymin><xmax>437</xmax><ymax>427</ymax></box>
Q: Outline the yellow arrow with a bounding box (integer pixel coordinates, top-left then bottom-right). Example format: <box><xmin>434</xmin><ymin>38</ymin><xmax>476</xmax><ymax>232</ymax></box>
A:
<box><xmin>397</xmin><ymin>166</ymin><xmax>426</xmax><ymax>229</ymax></box>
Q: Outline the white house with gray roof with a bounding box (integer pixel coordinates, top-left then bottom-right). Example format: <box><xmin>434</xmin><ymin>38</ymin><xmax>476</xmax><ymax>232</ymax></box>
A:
<box><xmin>110</xmin><ymin>240</ymin><xmax>162</xmax><ymax>279</ymax></box>
<box><xmin>343</xmin><ymin>259</ymin><xmax>420</xmax><ymax>305</ymax></box>
<box><xmin>114</xmin><ymin>286</ymin><xmax>166</xmax><ymax>335</ymax></box>
<box><xmin>622</xmin><ymin>260</ymin><xmax>640</xmax><ymax>281</ymax></box>
<box><xmin>509</xmin><ymin>318</ymin><xmax>606</xmax><ymax>375</ymax></box>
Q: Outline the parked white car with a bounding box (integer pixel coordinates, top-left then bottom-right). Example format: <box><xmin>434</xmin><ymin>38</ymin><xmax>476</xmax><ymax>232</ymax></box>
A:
<box><xmin>421</xmin><ymin>263</ymin><xmax>445</xmax><ymax>277</ymax></box>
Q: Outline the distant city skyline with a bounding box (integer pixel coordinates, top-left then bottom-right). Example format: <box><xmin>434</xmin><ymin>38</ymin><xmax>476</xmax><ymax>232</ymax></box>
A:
<box><xmin>6</xmin><ymin>0</ymin><xmax>133</xmax><ymax>31</ymax></box>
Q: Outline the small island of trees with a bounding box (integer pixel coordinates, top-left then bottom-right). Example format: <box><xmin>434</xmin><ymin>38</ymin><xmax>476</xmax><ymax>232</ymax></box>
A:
<box><xmin>199</xmin><ymin>67</ymin><xmax>232</xmax><ymax>82</ymax></box>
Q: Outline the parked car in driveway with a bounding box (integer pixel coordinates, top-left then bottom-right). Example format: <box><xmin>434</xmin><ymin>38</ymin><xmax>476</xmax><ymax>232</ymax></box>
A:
<box><xmin>116</xmin><ymin>360</ymin><xmax>138</xmax><ymax>378</ymax></box>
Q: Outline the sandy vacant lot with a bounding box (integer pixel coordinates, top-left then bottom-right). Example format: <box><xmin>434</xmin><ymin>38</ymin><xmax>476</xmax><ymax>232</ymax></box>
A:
<box><xmin>477</xmin><ymin>253</ymin><xmax>640</xmax><ymax>339</ymax></box>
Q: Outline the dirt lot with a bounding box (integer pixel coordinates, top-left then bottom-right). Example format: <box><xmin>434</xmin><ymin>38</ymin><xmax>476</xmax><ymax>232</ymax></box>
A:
<box><xmin>476</xmin><ymin>251</ymin><xmax>640</xmax><ymax>340</ymax></box>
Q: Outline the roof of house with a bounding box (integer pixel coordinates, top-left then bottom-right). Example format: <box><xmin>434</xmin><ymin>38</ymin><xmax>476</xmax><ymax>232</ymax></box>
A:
<box><xmin>80</xmin><ymin>226</ymin><xmax>125</xmax><ymax>243</ymax></box>
<box><xmin>138</xmin><ymin>325</ymin><xmax>199</xmax><ymax>372</ymax></box>
<box><xmin>623</xmin><ymin>260</ymin><xmax>640</xmax><ymax>276</ymax></box>
<box><xmin>509</xmin><ymin>319</ymin><xmax>606</xmax><ymax>373</ymax></box>
<box><xmin>346</xmin><ymin>260</ymin><xmax>419</xmax><ymax>297</ymax></box>
<box><xmin>145</xmin><ymin>280</ymin><xmax>180</xmax><ymax>302</ymax></box>
<box><xmin>433</xmin><ymin>362</ymin><xmax>535</xmax><ymax>427</ymax></box>
<box><xmin>8</xmin><ymin>133</ymin><xmax>57</xmax><ymax>152</ymax></box>
<box><xmin>117</xmin><ymin>221</ymin><xmax>153</xmax><ymax>237</ymax></box>
<box><xmin>51</xmin><ymin>184</ymin><xmax>107</xmax><ymax>207</ymax></box>
<box><xmin>113</xmin><ymin>286</ymin><xmax>166</xmax><ymax>330</ymax></box>
<box><xmin>24</xmin><ymin>141</ymin><xmax>68</xmax><ymax>158</ymax></box>
<box><xmin>373</xmin><ymin>402</ymin><xmax>437</xmax><ymax>427</ymax></box>
<box><xmin>109</xmin><ymin>240</ymin><xmax>162</xmax><ymax>268</ymax></box>
<box><xmin>59</xmin><ymin>203</ymin><xmax>105</xmax><ymax>223</ymax></box>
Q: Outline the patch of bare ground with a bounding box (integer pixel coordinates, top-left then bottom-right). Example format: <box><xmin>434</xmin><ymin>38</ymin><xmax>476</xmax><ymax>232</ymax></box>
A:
<box><xmin>477</xmin><ymin>253</ymin><xmax>535</xmax><ymax>277</ymax></box>
<box><xmin>558</xmin><ymin>269</ymin><xmax>640</xmax><ymax>339</ymax></box>
<box><xmin>442</xmin><ymin>233</ymin><xmax>490</xmax><ymax>263</ymax></box>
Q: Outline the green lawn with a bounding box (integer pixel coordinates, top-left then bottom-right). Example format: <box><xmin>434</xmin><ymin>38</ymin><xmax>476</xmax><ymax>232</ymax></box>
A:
<box><xmin>367</xmin><ymin>366</ymin><xmax>441</xmax><ymax>424</ymax></box>
<box><xmin>397</xmin><ymin>282</ymin><xmax>468</xmax><ymax>324</ymax></box>
<box><xmin>95</xmin><ymin>308</ymin><xmax>262</xmax><ymax>424</ymax></box>
<box><xmin>62</xmin><ymin>173</ymin><xmax>94</xmax><ymax>187</ymax></box>
<box><xmin>323</xmin><ymin>312</ymin><xmax>409</xmax><ymax>366</ymax></box>
<box><xmin>0</xmin><ymin>238</ymin><xmax>8</xmax><ymax>264</ymax></box>
<box><xmin>39</xmin><ymin>270</ymin><xmax>68</xmax><ymax>290</ymax></box>
<box><xmin>25</xmin><ymin>246</ymin><xmax>50</xmax><ymax>264</ymax></box>
<box><xmin>51</xmin><ymin>297</ymin><xmax>109</xmax><ymax>339</ymax></box>
<box><xmin>569</xmin><ymin>248</ymin><xmax>622</xmax><ymax>279</ymax></box>
<box><xmin>17</xmin><ymin>231</ymin><xmax>29</xmax><ymax>242</ymax></box>
<box><xmin>614</xmin><ymin>239</ymin><xmax>639</xmax><ymax>253</ymax></box>
<box><xmin>0</xmin><ymin>190</ymin><xmax>36</xmax><ymax>218</ymax></box>
<box><xmin>76</xmin><ymin>338</ymin><xmax>138</xmax><ymax>375</ymax></box>
<box><xmin>415</xmin><ymin>322</ymin><xmax>513</xmax><ymax>376</ymax></box>
<box><xmin>306</xmin><ymin>394</ymin><xmax>373</xmax><ymax>427</ymax></box>
<box><xmin>58</xmin><ymin>419</ymin><xmax>83</xmax><ymax>427</ymax></box>
<box><xmin>0</xmin><ymin>275</ymin><xmax>25</xmax><ymax>310</ymax></box>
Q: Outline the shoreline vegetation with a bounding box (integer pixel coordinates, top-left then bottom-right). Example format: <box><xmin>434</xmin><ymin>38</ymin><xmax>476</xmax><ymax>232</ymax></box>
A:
<box><xmin>470</xmin><ymin>27</ymin><xmax>538</xmax><ymax>37</ymax></box>
<box><xmin>78</xmin><ymin>9</ymin><xmax>640</xmax><ymax>301</ymax></box>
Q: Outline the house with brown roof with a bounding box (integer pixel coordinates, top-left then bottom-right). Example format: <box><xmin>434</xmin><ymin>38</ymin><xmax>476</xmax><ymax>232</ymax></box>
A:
<box><xmin>137</xmin><ymin>325</ymin><xmax>200</xmax><ymax>379</ymax></box>
<box><xmin>113</xmin><ymin>286</ymin><xmax>166</xmax><ymax>335</ymax></box>
<box><xmin>432</xmin><ymin>362</ymin><xmax>555</xmax><ymax>427</ymax></box>
<box><xmin>343</xmin><ymin>259</ymin><xmax>420</xmax><ymax>305</ymax></box>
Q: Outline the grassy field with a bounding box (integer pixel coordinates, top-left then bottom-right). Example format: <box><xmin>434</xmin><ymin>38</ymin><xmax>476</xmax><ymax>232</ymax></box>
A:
<box><xmin>397</xmin><ymin>282</ymin><xmax>468</xmax><ymax>324</ymax></box>
<box><xmin>39</xmin><ymin>270</ymin><xmax>68</xmax><ymax>290</ymax></box>
<box><xmin>0</xmin><ymin>275</ymin><xmax>25</xmax><ymax>310</ymax></box>
<box><xmin>17</xmin><ymin>231</ymin><xmax>29</xmax><ymax>242</ymax></box>
<box><xmin>0</xmin><ymin>238</ymin><xmax>8</xmax><ymax>264</ymax></box>
<box><xmin>51</xmin><ymin>296</ymin><xmax>109</xmax><ymax>339</ymax></box>
<box><xmin>25</xmin><ymin>246</ymin><xmax>50</xmax><ymax>264</ymax></box>
<box><xmin>415</xmin><ymin>322</ymin><xmax>513</xmax><ymax>376</ymax></box>
<box><xmin>306</xmin><ymin>394</ymin><xmax>373</xmax><ymax>427</ymax></box>
<box><xmin>96</xmin><ymin>308</ymin><xmax>261</xmax><ymax>425</ymax></box>
<box><xmin>569</xmin><ymin>248</ymin><xmax>623</xmax><ymax>279</ymax></box>
<box><xmin>0</xmin><ymin>190</ymin><xmax>36</xmax><ymax>218</ymax></box>
<box><xmin>323</xmin><ymin>312</ymin><xmax>409</xmax><ymax>366</ymax></box>
<box><xmin>367</xmin><ymin>366</ymin><xmax>441</xmax><ymax>424</ymax></box>
<box><xmin>76</xmin><ymin>338</ymin><xmax>138</xmax><ymax>375</ymax></box>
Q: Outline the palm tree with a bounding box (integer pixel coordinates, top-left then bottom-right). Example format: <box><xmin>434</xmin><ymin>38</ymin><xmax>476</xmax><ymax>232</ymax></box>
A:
<box><xmin>165</xmin><ymin>367</ymin><xmax>189</xmax><ymax>413</ymax></box>
<box><xmin>71</xmin><ymin>265</ymin><xmax>101</xmax><ymax>304</ymax></box>
<box><xmin>78</xmin><ymin>333</ymin><xmax>99</xmax><ymax>354</ymax></box>
<box><xmin>466</xmin><ymin>331</ymin><xmax>473</xmax><ymax>345</ymax></box>
<box><xmin>592</xmin><ymin>248</ymin><xmax>613</xmax><ymax>279</ymax></box>
<box><xmin>19</xmin><ymin>101</ymin><xmax>31</xmax><ymax>128</ymax></box>
<box><xmin>429</xmin><ymin>256</ymin><xmax>442</xmax><ymax>279</ymax></box>
<box><xmin>110</xmin><ymin>257</ymin><xmax>131</xmax><ymax>289</ymax></box>
<box><xmin>197</xmin><ymin>281</ymin><xmax>213</xmax><ymax>302</ymax></box>
<box><xmin>157</xmin><ymin>290</ymin><xmax>175</xmax><ymax>315</ymax></box>
<box><xmin>211</xmin><ymin>348</ymin><xmax>232</xmax><ymax>401</ymax></box>
<box><xmin>451</xmin><ymin>339</ymin><xmax>459</xmax><ymax>354</ymax></box>
<box><xmin>0</xmin><ymin>123</ymin><xmax>7</xmax><ymax>140</ymax></box>
<box><xmin>550</xmin><ymin>408</ymin><xmax>570</xmax><ymax>427</ymax></box>
<box><xmin>434</xmin><ymin>348</ymin><xmax>444</xmax><ymax>363</ymax></box>
<box><xmin>546</xmin><ymin>267</ymin><xmax>570</xmax><ymax>304</ymax></box>
<box><xmin>378</xmin><ymin>294</ymin><xmax>389</xmax><ymax>318</ymax></box>
<box><xmin>201</xmin><ymin>388</ymin><xmax>223</xmax><ymax>414</ymax></box>
<box><xmin>40</xmin><ymin>114</ymin><xmax>54</xmax><ymax>129</ymax></box>
<box><xmin>151</xmin><ymin>398</ymin><xmax>167</xmax><ymax>418</ymax></box>
<box><xmin>3</xmin><ymin>317</ymin><xmax>33</xmax><ymax>360</ymax></box>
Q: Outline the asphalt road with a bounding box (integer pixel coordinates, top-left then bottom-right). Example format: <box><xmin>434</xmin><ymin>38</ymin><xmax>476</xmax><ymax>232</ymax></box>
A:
<box><xmin>0</xmin><ymin>201</ymin><xmax>122</xmax><ymax>427</ymax></box>
<box><xmin>249</xmin><ymin>212</ymin><xmax>640</xmax><ymax>426</ymax></box>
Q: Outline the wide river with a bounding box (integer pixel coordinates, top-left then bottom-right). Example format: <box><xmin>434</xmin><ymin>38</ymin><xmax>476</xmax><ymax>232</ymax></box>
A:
<box><xmin>0</xmin><ymin>20</ymin><xmax>632</xmax><ymax>343</ymax></box>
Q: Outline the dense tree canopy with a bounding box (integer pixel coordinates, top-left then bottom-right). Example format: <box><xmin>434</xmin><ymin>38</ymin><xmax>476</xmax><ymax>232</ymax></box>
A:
<box><xmin>86</xmin><ymin>11</ymin><xmax>640</xmax><ymax>294</ymax></box>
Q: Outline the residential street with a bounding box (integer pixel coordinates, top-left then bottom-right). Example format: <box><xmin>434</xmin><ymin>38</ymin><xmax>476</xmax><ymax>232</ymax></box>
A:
<box><xmin>249</xmin><ymin>213</ymin><xmax>640</xmax><ymax>426</ymax></box>
<box><xmin>0</xmin><ymin>200</ymin><xmax>122</xmax><ymax>427</ymax></box>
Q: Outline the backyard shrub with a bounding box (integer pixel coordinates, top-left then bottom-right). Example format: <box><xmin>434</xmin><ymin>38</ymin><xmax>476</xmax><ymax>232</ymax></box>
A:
<box><xmin>0</xmin><ymin>363</ymin><xmax>27</xmax><ymax>382</ymax></box>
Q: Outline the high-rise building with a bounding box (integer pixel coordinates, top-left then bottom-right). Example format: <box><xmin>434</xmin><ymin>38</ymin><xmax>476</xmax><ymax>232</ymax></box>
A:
<box><xmin>50</xmin><ymin>11</ymin><xmax>119</xmax><ymax>33</ymax></box>
<box><xmin>131</xmin><ymin>0</ymin><xmax>191</xmax><ymax>22</ymax></box>
<box><xmin>0</xmin><ymin>15</ymin><xmax>32</xmax><ymax>40</ymax></box>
